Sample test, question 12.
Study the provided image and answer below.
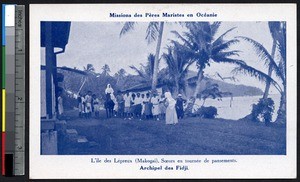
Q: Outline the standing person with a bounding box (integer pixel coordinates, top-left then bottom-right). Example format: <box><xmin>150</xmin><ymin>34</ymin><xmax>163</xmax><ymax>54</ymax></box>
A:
<box><xmin>92</xmin><ymin>94</ymin><xmax>100</xmax><ymax>118</ymax></box>
<box><xmin>141</xmin><ymin>94</ymin><xmax>146</xmax><ymax>119</ymax></box>
<box><xmin>111</xmin><ymin>94</ymin><xmax>118</xmax><ymax>117</ymax></box>
<box><xmin>144</xmin><ymin>93</ymin><xmax>152</xmax><ymax>119</ymax></box>
<box><xmin>81</xmin><ymin>94</ymin><xmax>86</xmax><ymax>118</ymax></box>
<box><xmin>123</xmin><ymin>91</ymin><xmax>131</xmax><ymax>120</ymax></box>
<box><xmin>57</xmin><ymin>91</ymin><xmax>64</xmax><ymax>117</ymax></box>
<box><xmin>135</xmin><ymin>93</ymin><xmax>143</xmax><ymax>120</ymax></box>
<box><xmin>77</xmin><ymin>93</ymin><xmax>83</xmax><ymax>118</ymax></box>
<box><xmin>129</xmin><ymin>93</ymin><xmax>136</xmax><ymax>120</ymax></box>
<box><xmin>151</xmin><ymin>92</ymin><xmax>160</xmax><ymax>121</ymax></box>
<box><xmin>116</xmin><ymin>91</ymin><xmax>125</xmax><ymax>117</ymax></box>
<box><xmin>159</xmin><ymin>94</ymin><xmax>167</xmax><ymax>120</ymax></box>
<box><xmin>85</xmin><ymin>91</ymin><xmax>93</xmax><ymax>118</ymax></box>
<box><xmin>176</xmin><ymin>94</ymin><xmax>186</xmax><ymax>119</ymax></box>
<box><xmin>105</xmin><ymin>84</ymin><xmax>114</xmax><ymax>95</ymax></box>
<box><xmin>165</xmin><ymin>92</ymin><xmax>178</xmax><ymax>125</ymax></box>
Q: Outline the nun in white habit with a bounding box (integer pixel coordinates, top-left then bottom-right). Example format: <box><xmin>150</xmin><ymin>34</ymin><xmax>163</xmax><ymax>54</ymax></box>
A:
<box><xmin>165</xmin><ymin>92</ymin><xmax>178</xmax><ymax>125</ymax></box>
<box><xmin>105</xmin><ymin>84</ymin><xmax>114</xmax><ymax>95</ymax></box>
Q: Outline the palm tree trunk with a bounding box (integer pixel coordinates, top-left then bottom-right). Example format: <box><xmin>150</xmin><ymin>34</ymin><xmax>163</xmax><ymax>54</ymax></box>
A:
<box><xmin>174</xmin><ymin>78</ymin><xmax>179</xmax><ymax>97</ymax></box>
<box><xmin>263</xmin><ymin>39</ymin><xmax>277</xmax><ymax>99</ymax></box>
<box><xmin>193</xmin><ymin>68</ymin><xmax>204</xmax><ymax>98</ymax></box>
<box><xmin>276</xmin><ymin>87</ymin><xmax>286</xmax><ymax>123</ymax></box>
<box><xmin>151</xmin><ymin>22</ymin><xmax>164</xmax><ymax>91</ymax></box>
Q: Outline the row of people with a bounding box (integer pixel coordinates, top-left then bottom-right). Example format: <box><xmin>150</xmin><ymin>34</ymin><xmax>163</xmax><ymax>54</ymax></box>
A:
<box><xmin>77</xmin><ymin>89</ymin><xmax>187</xmax><ymax>121</ymax></box>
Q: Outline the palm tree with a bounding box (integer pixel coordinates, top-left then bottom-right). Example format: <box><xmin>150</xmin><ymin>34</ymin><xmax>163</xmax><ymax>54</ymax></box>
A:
<box><xmin>263</xmin><ymin>22</ymin><xmax>283</xmax><ymax>99</ymax></box>
<box><xmin>83</xmin><ymin>63</ymin><xmax>95</xmax><ymax>73</ymax></box>
<box><xmin>171</xmin><ymin>22</ymin><xmax>243</xmax><ymax>99</ymax></box>
<box><xmin>120</xmin><ymin>22</ymin><xmax>164</xmax><ymax>91</ymax></box>
<box><xmin>114</xmin><ymin>68</ymin><xmax>127</xmax><ymax>87</ymax></box>
<box><xmin>101</xmin><ymin>64</ymin><xmax>111</xmax><ymax>76</ymax></box>
<box><xmin>162</xmin><ymin>45</ymin><xmax>194</xmax><ymax>96</ymax></box>
<box><xmin>235</xmin><ymin>22</ymin><xmax>286</xmax><ymax>122</ymax></box>
<box><xmin>129</xmin><ymin>53</ymin><xmax>158</xmax><ymax>86</ymax></box>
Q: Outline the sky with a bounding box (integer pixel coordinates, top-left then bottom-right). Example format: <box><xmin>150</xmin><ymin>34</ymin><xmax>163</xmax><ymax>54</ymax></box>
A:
<box><xmin>41</xmin><ymin>21</ymin><xmax>282</xmax><ymax>94</ymax></box>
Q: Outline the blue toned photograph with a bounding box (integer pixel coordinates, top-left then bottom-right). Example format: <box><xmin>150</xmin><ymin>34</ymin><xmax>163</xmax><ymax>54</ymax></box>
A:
<box><xmin>40</xmin><ymin>21</ymin><xmax>286</xmax><ymax>155</ymax></box>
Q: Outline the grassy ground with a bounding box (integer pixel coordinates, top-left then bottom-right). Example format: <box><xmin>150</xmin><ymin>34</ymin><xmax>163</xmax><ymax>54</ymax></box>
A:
<box><xmin>63</xmin><ymin>110</ymin><xmax>286</xmax><ymax>155</ymax></box>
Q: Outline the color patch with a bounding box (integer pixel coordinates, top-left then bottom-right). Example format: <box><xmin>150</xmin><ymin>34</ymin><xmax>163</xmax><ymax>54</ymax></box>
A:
<box><xmin>2</xmin><ymin>89</ymin><xmax>6</xmax><ymax>132</ymax></box>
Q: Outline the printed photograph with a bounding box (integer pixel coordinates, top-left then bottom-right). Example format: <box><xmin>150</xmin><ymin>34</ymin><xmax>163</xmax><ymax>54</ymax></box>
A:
<box><xmin>40</xmin><ymin>21</ymin><xmax>286</xmax><ymax>155</ymax></box>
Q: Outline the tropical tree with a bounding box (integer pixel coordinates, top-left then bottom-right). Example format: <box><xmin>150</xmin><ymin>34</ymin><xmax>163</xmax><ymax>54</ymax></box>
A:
<box><xmin>199</xmin><ymin>82</ymin><xmax>223</xmax><ymax>107</ymax></box>
<box><xmin>101</xmin><ymin>64</ymin><xmax>111</xmax><ymax>76</ymax></box>
<box><xmin>83</xmin><ymin>63</ymin><xmax>95</xmax><ymax>73</ymax></box>
<box><xmin>162</xmin><ymin>45</ymin><xmax>194</xmax><ymax>96</ymax></box>
<box><xmin>171</xmin><ymin>22</ymin><xmax>244</xmax><ymax>100</ymax></box>
<box><xmin>235</xmin><ymin>22</ymin><xmax>286</xmax><ymax>123</ymax></box>
<box><xmin>114</xmin><ymin>68</ymin><xmax>127</xmax><ymax>88</ymax></box>
<box><xmin>120</xmin><ymin>22</ymin><xmax>164</xmax><ymax>91</ymax></box>
<box><xmin>129</xmin><ymin>53</ymin><xmax>158</xmax><ymax>86</ymax></box>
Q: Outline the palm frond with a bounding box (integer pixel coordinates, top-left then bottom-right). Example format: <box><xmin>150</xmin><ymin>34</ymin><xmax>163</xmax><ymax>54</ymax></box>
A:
<box><xmin>232</xmin><ymin>65</ymin><xmax>283</xmax><ymax>94</ymax></box>
<box><xmin>129</xmin><ymin>65</ymin><xmax>146</xmax><ymax>79</ymax></box>
<box><xmin>237</xmin><ymin>36</ymin><xmax>284</xmax><ymax>82</ymax></box>
<box><xmin>212</xmin><ymin>56</ymin><xmax>246</xmax><ymax>65</ymax></box>
<box><xmin>145</xmin><ymin>22</ymin><xmax>159</xmax><ymax>44</ymax></box>
<box><xmin>210</xmin><ymin>22</ymin><xmax>221</xmax><ymax>36</ymax></box>
<box><xmin>171</xmin><ymin>31</ymin><xmax>194</xmax><ymax>49</ymax></box>
<box><xmin>215</xmin><ymin>50</ymin><xmax>241</xmax><ymax>58</ymax></box>
<box><xmin>212</xmin><ymin>27</ymin><xmax>237</xmax><ymax>47</ymax></box>
<box><xmin>212</xmin><ymin>39</ymin><xmax>240</xmax><ymax>54</ymax></box>
<box><xmin>120</xmin><ymin>22</ymin><xmax>136</xmax><ymax>37</ymax></box>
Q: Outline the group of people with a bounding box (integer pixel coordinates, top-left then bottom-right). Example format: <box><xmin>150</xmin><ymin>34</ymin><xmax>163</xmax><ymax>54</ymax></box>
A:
<box><xmin>77</xmin><ymin>84</ymin><xmax>187</xmax><ymax>125</ymax></box>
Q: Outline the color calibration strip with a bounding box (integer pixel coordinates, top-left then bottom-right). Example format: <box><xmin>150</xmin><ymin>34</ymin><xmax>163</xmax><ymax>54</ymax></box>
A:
<box><xmin>1</xmin><ymin>4</ymin><xmax>25</xmax><ymax>176</ymax></box>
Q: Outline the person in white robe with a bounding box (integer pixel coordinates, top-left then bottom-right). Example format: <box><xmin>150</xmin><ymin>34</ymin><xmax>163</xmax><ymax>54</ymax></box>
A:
<box><xmin>165</xmin><ymin>92</ymin><xmax>178</xmax><ymax>125</ymax></box>
<box><xmin>105</xmin><ymin>84</ymin><xmax>114</xmax><ymax>95</ymax></box>
<box><xmin>151</xmin><ymin>93</ymin><xmax>160</xmax><ymax>121</ymax></box>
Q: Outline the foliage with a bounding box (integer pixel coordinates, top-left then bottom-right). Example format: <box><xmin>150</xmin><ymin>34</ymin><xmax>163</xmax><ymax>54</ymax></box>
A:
<box><xmin>101</xmin><ymin>64</ymin><xmax>111</xmax><ymax>76</ymax></box>
<box><xmin>129</xmin><ymin>53</ymin><xmax>163</xmax><ymax>86</ymax></box>
<box><xmin>162</xmin><ymin>45</ymin><xmax>194</xmax><ymax>95</ymax></box>
<box><xmin>198</xmin><ymin>82</ymin><xmax>222</xmax><ymax>101</ymax></box>
<box><xmin>251</xmin><ymin>98</ymin><xmax>275</xmax><ymax>125</ymax></box>
<box><xmin>171</xmin><ymin>22</ymin><xmax>246</xmax><ymax>99</ymax></box>
<box><xmin>195</xmin><ymin>106</ymin><xmax>218</xmax><ymax>119</ymax></box>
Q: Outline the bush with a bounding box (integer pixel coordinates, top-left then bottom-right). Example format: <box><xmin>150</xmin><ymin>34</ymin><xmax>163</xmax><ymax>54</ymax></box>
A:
<box><xmin>195</xmin><ymin>106</ymin><xmax>218</xmax><ymax>119</ymax></box>
<box><xmin>251</xmin><ymin>98</ymin><xmax>275</xmax><ymax>125</ymax></box>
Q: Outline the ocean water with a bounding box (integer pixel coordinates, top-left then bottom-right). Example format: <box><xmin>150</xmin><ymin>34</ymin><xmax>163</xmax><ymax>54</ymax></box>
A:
<box><xmin>194</xmin><ymin>94</ymin><xmax>281</xmax><ymax>121</ymax></box>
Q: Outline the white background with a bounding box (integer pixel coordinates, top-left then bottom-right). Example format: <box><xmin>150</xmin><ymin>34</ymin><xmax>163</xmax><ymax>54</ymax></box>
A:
<box><xmin>30</xmin><ymin>4</ymin><xmax>297</xmax><ymax>179</ymax></box>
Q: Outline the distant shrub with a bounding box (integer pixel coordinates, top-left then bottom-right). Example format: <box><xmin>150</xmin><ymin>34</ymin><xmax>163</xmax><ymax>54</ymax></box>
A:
<box><xmin>195</xmin><ymin>106</ymin><xmax>218</xmax><ymax>119</ymax></box>
<box><xmin>251</xmin><ymin>98</ymin><xmax>275</xmax><ymax>125</ymax></box>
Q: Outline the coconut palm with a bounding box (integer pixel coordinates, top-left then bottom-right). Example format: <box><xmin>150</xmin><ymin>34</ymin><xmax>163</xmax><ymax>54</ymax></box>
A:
<box><xmin>235</xmin><ymin>22</ymin><xmax>286</xmax><ymax>122</ymax></box>
<box><xmin>101</xmin><ymin>64</ymin><xmax>111</xmax><ymax>76</ymax></box>
<box><xmin>83</xmin><ymin>63</ymin><xmax>95</xmax><ymax>73</ymax></box>
<box><xmin>171</xmin><ymin>22</ymin><xmax>244</xmax><ymax>99</ymax></box>
<box><xmin>114</xmin><ymin>68</ymin><xmax>127</xmax><ymax>87</ymax></box>
<box><xmin>162</xmin><ymin>45</ymin><xmax>194</xmax><ymax>96</ymax></box>
<box><xmin>129</xmin><ymin>53</ymin><xmax>159</xmax><ymax>86</ymax></box>
<box><xmin>120</xmin><ymin>22</ymin><xmax>164</xmax><ymax>91</ymax></box>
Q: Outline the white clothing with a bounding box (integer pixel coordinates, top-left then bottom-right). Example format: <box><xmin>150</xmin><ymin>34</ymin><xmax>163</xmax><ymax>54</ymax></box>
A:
<box><xmin>151</xmin><ymin>96</ymin><xmax>160</xmax><ymax>115</ymax></box>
